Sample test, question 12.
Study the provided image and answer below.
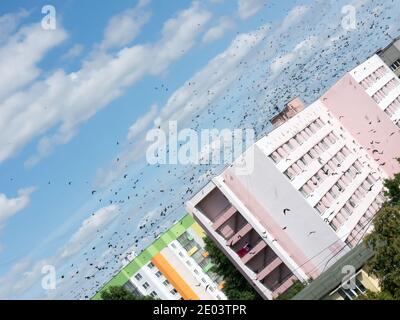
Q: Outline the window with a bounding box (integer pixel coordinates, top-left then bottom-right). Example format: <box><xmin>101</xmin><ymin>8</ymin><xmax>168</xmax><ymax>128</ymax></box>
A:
<box><xmin>354</xmin><ymin>160</ymin><xmax>363</xmax><ymax>171</ymax></box>
<box><xmin>366</xmin><ymin>174</ymin><xmax>375</xmax><ymax>184</ymax></box>
<box><xmin>310</xmin><ymin>121</ymin><xmax>319</xmax><ymax>132</ymax></box>
<box><xmin>348</xmin><ymin>198</ymin><xmax>357</xmax><ymax>209</ymax></box>
<box><xmin>270</xmin><ymin>152</ymin><xmax>280</xmax><ymax>163</ymax></box>
<box><xmin>142</xmin><ymin>282</ymin><xmax>150</xmax><ymax>289</ymax></box>
<box><xmin>316</xmin><ymin>118</ymin><xmax>325</xmax><ymax>128</ymax></box>
<box><xmin>163</xmin><ymin>280</ymin><xmax>170</xmax><ymax>287</ymax></box>
<box><xmin>390</xmin><ymin>59</ymin><xmax>400</xmax><ymax>71</ymax></box>
<box><xmin>344</xmin><ymin>203</ymin><xmax>353</xmax><ymax>215</ymax></box>
<box><xmin>294</xmin><ymin>134</ymin><xmax>304</xmax><ymax>145</ymax></box>
<box><xmin>147</xmin><ymin>262</ymin><xmax>155</xmax><ymax>269</ymax></box>
<box><xmin>170</xmin><ymin>288</ymin><xmax>178</xmax><ymax>295</ymax></box>
<box><xmin>155</xmin><ymin>271</ymin><xmax>163</xmax><ymax>278</ymax></box>
<box><xmin>289</xmin><ymin>138</ymin><xmax>298</xmax><ymax>148</ymax></box>
<box><xmin>320</xmin><ymin>139</ymin><xmax>329</xmax><ymax>150</ymax></box>
<box><xmin>201</xmin><ymin>278</ymin><xmax>207</xmax><ymax>283</ymax></box>
<box><xmin>305</xmin><ymin>127</ymin><xmax>313</xmax><ymax>136</ymax></box>
<box><xmin>277</xmin><ymin>147</ymin><xmax>287</xmax><ymax>158</ymax></box>
<box><xmin>355</xmin><ymin>278</ymin><xmax>367</xmax><ymax>294</ymax></box>
<box><xmin>298</xmin><ymin>157</ymin><xmax>307</xmax><ymax>168</ymax></box>
<box><xmin>315</xmin><ymin>202</ymin><xmax>326</xmax><ymax>214</ymax></box>
<box><xmin>284</xmin><ymin>169</ymin><xmax>295</xmax><ymax>181</ymax></box>
<box><xmin>150</xmin><ymin>291</ymin><xmax>158</xmax><ymax>298</ymax></box>
<box><xmin>337</xmin><ymin>288</ymin><xmax>356</xmax><ymax>300</ymax></box>
<box><xmin>329</xmin><ymin>188</ymin><xmax>338</xmax><ymax>199</ymax></box>
<box><xmin>282</xmin><ymin>144</ymin><xmax>291</xmax><ymax>153</ymax></box>
<box><xmin>300</xmin><ymin>186</ymin><xmax>309</xmax><ymax>197</ymax></box>
<box><xmin>336</xmin><ymin>275</ymin><xmax>368</xmax><ymax>300</ymax></box>
<box><xmin>135</xmin><ymin>273</ymin><xmax>143</xmax><ymax>281</ymax></box>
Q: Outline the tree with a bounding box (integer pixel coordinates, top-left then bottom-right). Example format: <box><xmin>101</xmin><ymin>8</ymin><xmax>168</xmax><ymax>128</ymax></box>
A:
<box><xmin>383</xmin><ymin>163</ymin><xmax>400</xmax><ymax>205</ymax></box>
<box><xmin>276</xmin><ymin>281</ymin><xmax>305</xmax><ymax>300</ymax></box>
<box><xmin>357</xmin><ymin>290</ymin><xmax>394</xmax><ymax>300</ymax></box>
<box><xmin>204</xmin><ymin>237</ymin><xmax>262</xmax><ymax>300</ymax></box>
<box><xmin>364</xmin><ymin>205</ymin><xmax>400</xmax><ymax>299</ymax></box>
<box><xmin>363</xmin><ymin>167</ymin><xmax>400</xmax><ymax>300</ymax></box>
<box><xmin>100</xmin><ymin>285</ymin><xmax>154</xmax><ymax>300</ymax></box>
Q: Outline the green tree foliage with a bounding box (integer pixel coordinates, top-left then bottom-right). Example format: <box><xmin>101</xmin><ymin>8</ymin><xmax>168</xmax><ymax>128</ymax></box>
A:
<box><xmin>357</xmin><ymin>290</ymin><xmax>394</xmax><ymax>300</ymax></box>
<box><xmin>363</xmin><ymin>167</ymin><xmax>400</xmax><ymax>300</ymax></box>
<box><xmin>364</xmin><ymin>205</ymin><xmax>400</xmax><ymax>299</ymax></box>
<box><xmin>100</xmin><ymin>285</ymin><xmax>154</xmax><ymax>300</ymax></box>
<box><xmin>204</xmin><ymin>237</ymin><xmax>262</xmax><ymax>300</ymax></box>
<box><xmin>383</xmin><ymin>166</ymin><xmax>400</xmax><ymax>205</ymax></box>
<box><xmin>276</xmin><ymin>281</ymin><xmax>305</xmax><ymax>300</ymax></box>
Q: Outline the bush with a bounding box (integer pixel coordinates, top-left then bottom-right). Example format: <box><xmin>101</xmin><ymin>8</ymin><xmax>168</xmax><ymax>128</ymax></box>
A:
<box><xmin>204</xmin><ymin>237</ymin><xmax>262</xmax><ymax>300</ymax></box>
<box><xmin>100</xmin><ymin>285</ymin><xmax>154</xmax><ymax>300</ymax></box>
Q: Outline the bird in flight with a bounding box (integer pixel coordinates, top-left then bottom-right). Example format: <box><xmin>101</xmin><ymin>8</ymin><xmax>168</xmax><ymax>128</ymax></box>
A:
<box><xmin>283</xmin><ymin>208</ymin><xmax>291</xmax><ymax>215</ymax></box>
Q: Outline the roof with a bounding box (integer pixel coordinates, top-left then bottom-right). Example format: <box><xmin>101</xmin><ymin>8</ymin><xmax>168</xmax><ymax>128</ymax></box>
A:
<box><xmin>376</xmin><ymin>35</ymin><xmax>400</xmax><ymax>55</ymax></box>
<box><xmin>292</xmin><ymin>243</ymin><xmax>374</xmax><ymax>300</ymax></box>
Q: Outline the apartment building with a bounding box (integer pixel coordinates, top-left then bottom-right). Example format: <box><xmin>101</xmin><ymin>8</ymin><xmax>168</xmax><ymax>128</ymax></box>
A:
<box><xmin>187</xmin><ymin>56</ymin><xmax>400</xmax><ymax>299</ymax></box>
<box><xmin>377</xmin><ymin>36</ymin><xmax>400</xmax><ymax>78</ymax></box>
<box><xmin>293</xmin><ymin>244</ymin><xmax>380</xmax><ymax>300</ymax></box>
<box><xmin>260</xmin><ymin>98</ymin><xmax>393</xmax><ymax>247</ymax></box>
<box><xmin>92</xmin><ymin>214</ymin><xmax>227</xmax><ymax>300</ymax></box>
<box><xmin>348</xmin><ymin>54</ymin><xmax>400</xmax><ymax>129</ymax></box>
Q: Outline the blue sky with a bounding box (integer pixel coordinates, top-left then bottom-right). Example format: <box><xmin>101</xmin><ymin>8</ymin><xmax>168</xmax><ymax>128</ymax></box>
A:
<box><xmin>0</xmin><ymin>0</ymin><xmax>399</xmax><ymax>299</ymax></box>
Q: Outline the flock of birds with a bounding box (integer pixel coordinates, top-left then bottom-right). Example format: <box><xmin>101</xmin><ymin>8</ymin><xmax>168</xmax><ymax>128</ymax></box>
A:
<box><xmin>5</xmin><ymin>0</ymin><xmax>399</xmax><ymax>299</ymax></box>
<box><xmin>58</xmin><ymin>0</ymin><xmax>400</xmax><ymax>300</ymax></box>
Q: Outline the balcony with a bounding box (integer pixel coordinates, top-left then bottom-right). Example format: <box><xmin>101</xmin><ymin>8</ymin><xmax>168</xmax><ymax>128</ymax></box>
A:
<box><xmin>261</xmin><ymin>263</ymin><xmax>297</xmax><ymax>295</ymax></box>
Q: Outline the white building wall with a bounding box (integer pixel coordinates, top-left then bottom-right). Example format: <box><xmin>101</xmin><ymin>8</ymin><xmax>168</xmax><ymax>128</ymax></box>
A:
<box><xmin>257</xmin><ymin>100</ymin><xmax>386</xmax><ymax>247</ymax></box>
<box><xmin>129</xmin><ymin>263</ymin><xmax>181</xmax><ymax>300</ymax></box>
<box><xmin>350</xmin><ymin>54</ymin><xmax>400</xmax><ymax>126</ymax></box>
<box><xmin>163</xmin><ymin>244</ymin><xmax>226</xmax><ymax>300</ymax></box>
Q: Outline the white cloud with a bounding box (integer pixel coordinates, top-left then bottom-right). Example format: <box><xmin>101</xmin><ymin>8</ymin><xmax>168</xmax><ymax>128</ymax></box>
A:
<box><xmin>0</xmin><ymin>9</ymin><xmax>29</xmax><ymax>42</ymax></box>
<box><xmin>0</xmin><ymin>204</ymin><xmax>118</xmax><ymax>299</ymax></box>
<box><xmin>279</xmin><ymin>5</ymin><xmax>310</xmax><ymax>31</ymax></box>
<box><xmin>0</xmin><ymin>23</ymin><xmax>67</xmax><ymax>102</ymax></box>
<box><xmin>60</xmin><ymin>205</ymin><xmax>119</xmax><ymax>259</ymax></box>
<box><xmin>0</xmin><ymin>2</ymin><xmax>211</xmax><ymax>166</ymax></box>
<box><xmin>62</xmin><ymin>44</ymin><xmax>84</xmax><ymax>60</ymax></box>
<box><xmin>136</xmin><ymin>208</ymin><xmax>158</xmax><ymax>230</ymax></box>
<box><xmin>127</xmin><ymin>104</ymin><xmax>158</xmax><ymax>140</ymax></box>
<box><xmin>270</xmin><ymin>36</ymin><xmax>317</xmax><ymax>75</ymax></box>
<box><xmin>238</xmin><ymin>0</ymin><xmax>267</xmax><ymax>19</ymax></box>
<box><xmin>0</xmin><ymin>187</ymin><xmax>35</xmax><ymax>227</ymax></box>
<box><xmin>159</xmin><ymin>25</ymin><xmax>269</xmax><ymax>124</ymax></box>
<box><xmin>203</xmin><ymin>16</ymin><xmax>234</xmax><ymax>43</ymax></box>
<box><xmin>100</xmin><ymin>0</ymin><xmax>151</xmax><ymax>49</ymax></box>
<box><xmin>95</xmin><ymin>25</ymin><xmax>270</xmax><ymax>186</ymax></box>
<box><xmin>2</xmin><ymin>0</ymin><xmax>388</xmax><ymax>300</ymax></box>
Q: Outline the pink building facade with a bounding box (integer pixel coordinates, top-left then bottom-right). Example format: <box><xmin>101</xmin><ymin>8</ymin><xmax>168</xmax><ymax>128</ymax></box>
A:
<box><xmin>187</xmin><ymin>56</ymin><xmax>400</xmax><ymax>300</ymax></box>
<box><xmin>349</xmin><ymin>54</ymin><xmax>400</xmax><ymax>130</ymax></box>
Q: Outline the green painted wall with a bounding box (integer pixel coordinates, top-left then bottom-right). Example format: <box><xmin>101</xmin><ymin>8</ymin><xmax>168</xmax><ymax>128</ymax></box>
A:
<box><xmin>92</xmin><ymin>214</ymin><xmax>195</xmax><ymax>299</ymax></box>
